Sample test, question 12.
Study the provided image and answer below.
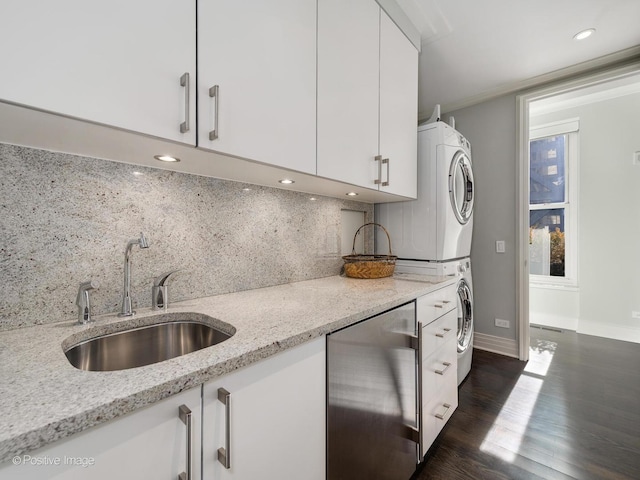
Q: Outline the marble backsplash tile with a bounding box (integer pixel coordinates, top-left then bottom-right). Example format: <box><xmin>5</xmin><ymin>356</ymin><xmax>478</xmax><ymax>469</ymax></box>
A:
<box><xmin>0</xmin><ymin>143</ymin><xmax>373</xmax><ymax>330</ymax></box>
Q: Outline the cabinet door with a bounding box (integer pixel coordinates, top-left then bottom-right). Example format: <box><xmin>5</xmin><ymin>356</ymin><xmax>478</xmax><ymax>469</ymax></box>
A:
<box><xmin>0</xmin><ymin>0</ymin><xmax>196</xmax><ymax>145</ymax></box>
<box><xmin>203</xmin><ymin>337</ymin><xmax>325</xmax><ymax>480</ymax></box>
<box><xmin>317</xmin><ymin>0</ymin><xmax>380</xmax><ymax>189</ymax></box>
<box><xmin>0</xmin><ymin>388</ymin><xmax>201</xmax><ymax>480</ymax></box>
<box><xmin>197</xmin><ymin>0</ymin><xmax>316</xmax><ymax>174</ymax></box>
<box><xmin>379</xmin><ymin>10</ymin><xmax>419</xmax><ymax>198</ymax></box>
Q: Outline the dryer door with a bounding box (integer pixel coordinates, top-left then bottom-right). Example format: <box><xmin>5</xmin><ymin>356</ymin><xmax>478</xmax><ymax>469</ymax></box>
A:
<box><xmin>449</xmin><ymin>151</ymin><xmax>474</xmax><ymax>224</ymax></box>
<box><xmin>457</xmin><ymin>278</ymin><xmax>473</xmax><ymax>354</ymax></box>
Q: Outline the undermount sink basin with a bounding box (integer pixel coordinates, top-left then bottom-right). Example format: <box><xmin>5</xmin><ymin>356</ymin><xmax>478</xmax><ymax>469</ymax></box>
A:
<box><xmin>64</xmin><ymin>316</ymin><xmax>234</xmax><ymax>372</ymax></box>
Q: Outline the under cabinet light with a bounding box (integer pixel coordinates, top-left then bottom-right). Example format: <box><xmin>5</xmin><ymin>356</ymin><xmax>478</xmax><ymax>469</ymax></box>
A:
<box><xmin>278</xmin><ymin>179</ymin><xmax>295</xmax><ymax>184</ymax></box>
<box><xmin>153</xmin><ymin>155</ymin><xmax>181</xmax><ymax>163</ymax></box>
<box><xmin>346</xmin><ymin>192</ymin><xmax>358</xmax><ymax>196</ymax></box>
<box><xmin>573</xmin><ymin>28</ymin><xmax>595</xmax><ymax>40</ymax></box>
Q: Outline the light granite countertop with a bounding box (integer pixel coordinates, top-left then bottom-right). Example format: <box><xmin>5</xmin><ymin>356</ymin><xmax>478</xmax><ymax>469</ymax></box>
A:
<box><xmin>0</xmin><ymin>273</ymin><xmax>455</xmax><ymax>463</ymax></box>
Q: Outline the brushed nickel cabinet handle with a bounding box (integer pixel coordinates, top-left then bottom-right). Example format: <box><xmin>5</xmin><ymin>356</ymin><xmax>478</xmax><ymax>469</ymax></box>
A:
<box><xmin>374</xmin><ymin>155</ymin><xmax>383</xmax><ymax>185</ymax></box>
<box><xmin>382</xmin><ymin>157</ymin><xmax>390</xmax><ymax>186</ymax></box>
<box><xmin>180</xmin><ymin>73</ymin><xmax>190</xmax><ymax>133</ymax></box>
<box><xmin>178</xmin><ymin>404</ymin><xmax>192</xmax><ymax>480</ymax></box>
<box><xmin>209</xmin><ymin>85</ymin><xmax>219</xmax><ymax>140</ymax></box>
<box><xmin>217</xmin><ymin>387</ymin><xmax>231</xmax><ymax>469</ymax></box>
<box><xmin>435</xmin><ymin>361</ymin><xmax>452</xmax><ymax>375</ymax></box>
<box><xmin>436</xmin><ymin>327</ymin><xmax>452</xmax><ymax>338</ymax></box>
<box><xmin>435</xmin><ymin>403</ymin><xmax>451</xmax><ymax>420</ymax></box>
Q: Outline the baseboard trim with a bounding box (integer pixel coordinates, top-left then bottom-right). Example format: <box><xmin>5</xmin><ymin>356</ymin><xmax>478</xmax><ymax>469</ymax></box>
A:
<box><xmin>473</xmin><ymin>332</ymin><xmax>519</xmax><ymax>358</ymax></box>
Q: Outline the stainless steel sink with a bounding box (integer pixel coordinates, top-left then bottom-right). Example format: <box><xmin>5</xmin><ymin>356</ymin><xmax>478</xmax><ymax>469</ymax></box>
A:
<box><xmin>64</xmin><ymin>319</ymin><xmax>233</xmax><ymax>371</ymax></box>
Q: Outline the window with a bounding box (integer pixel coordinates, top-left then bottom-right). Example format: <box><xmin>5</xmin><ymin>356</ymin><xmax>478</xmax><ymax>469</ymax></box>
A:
<box><xmin>529</xmin><ymin>120</ymin><xmax>578</xmax><ymax>285</ymax></box>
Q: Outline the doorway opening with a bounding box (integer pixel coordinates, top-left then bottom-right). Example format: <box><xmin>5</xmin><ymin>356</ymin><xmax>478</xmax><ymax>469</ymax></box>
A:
<box><xmin>516</xmin><ymin>63</ymin><xmax>640</xmax><ymax>360</ymax></box>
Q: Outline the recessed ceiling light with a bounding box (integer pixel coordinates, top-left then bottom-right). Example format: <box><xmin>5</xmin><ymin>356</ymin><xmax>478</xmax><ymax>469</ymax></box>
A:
<box><xmin>278</xmin><ymin>179</ymin><xmax>295</xmax><ymax>184</ymax></box>
<box><xmin>573</xmin><ymin>28</ymin><xmax>595</xmax><ymax>41</ymax></box>
<box><xmin>346</xmin><ymin>192</ymin><xmax>358</xmax><ymax>196</ymax></box>
<box><xmin>153</xmin><ymin>155</ymin><xmax>180</xmax><ymax>163</ymax></box>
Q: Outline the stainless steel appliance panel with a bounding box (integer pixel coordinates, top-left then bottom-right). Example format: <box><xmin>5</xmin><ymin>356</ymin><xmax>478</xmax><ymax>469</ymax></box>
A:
<box><xmin>327</xmin><ymin>301</ymin><xmax>418</xmax><ymax>479</ymax></box>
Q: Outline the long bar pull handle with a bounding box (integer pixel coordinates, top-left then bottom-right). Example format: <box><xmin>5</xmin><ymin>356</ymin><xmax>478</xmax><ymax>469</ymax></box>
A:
<box><xmin>209</xmin><ymin>85</ymin><xmax>219</xmax><ymax>141</ymax></box>
<box><xmin>435</xmin><ymin>361</ymin><xmax>452</xmax><ymax>375</ymax></box>
<box><xmin>180</xmin><ymin>73</ymin><xmax>190</xmax><ymax>133</ymax></box>
<box><xmin>217</xmin><ymin>388</ymin><xmax>231</xmax><ymax>469</ymax></box>
<box><xmin>178</xmin><ymin>405</ymin><xmax>192</xmax><ymax>480</ymax></box>
<box><xmin>434</xmin><ymin>303</ymin><xmax>444</xmax><ymax>309</ymax></box>
<box><xmin>435</xmin><ymin>403</ymin><xmax>452</xmax><ymax>420</ymax></box>
<box><xmin>417</xmin><ymin>321</ymin><xmax>424</xmax><ymax>460</ymax></box>
<box><xmin>374</xmin><ymin>155</ymin><xmax>383</xmax><ymax>185</ymax></box>
<box><xmin>436</xmin><ymin>327</ymin><xmax>452</xmax><ymax>338</ymax></box>
<box><xmin>382</xmin><ymin>158</ymin><xmax>390</xmax><ymax>187</ymax></box>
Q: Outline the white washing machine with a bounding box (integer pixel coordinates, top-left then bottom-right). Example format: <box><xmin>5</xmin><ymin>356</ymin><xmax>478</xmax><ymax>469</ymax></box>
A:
<box><xmin>375</xmin><ymin>121</ymin><xmax>474</xmax><ymax>261</ymax></box>
<box><xmin>394</xmin><ymin>258</ymin><xmax>474</xmax><ymax>385</ymax></box>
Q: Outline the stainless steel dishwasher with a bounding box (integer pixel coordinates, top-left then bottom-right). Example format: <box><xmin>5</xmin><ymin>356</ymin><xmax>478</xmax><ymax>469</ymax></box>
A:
<box><xmin>327</xmin><ymin>301</ymin><xmax>419</xmax><ymax>479</ymax></box>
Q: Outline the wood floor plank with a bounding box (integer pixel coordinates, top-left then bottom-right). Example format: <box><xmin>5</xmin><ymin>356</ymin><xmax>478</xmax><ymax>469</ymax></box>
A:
<box><xmin>412</xmin><ymin>329</ymin><xmax>640</xmax><ymax>480</ymax></box>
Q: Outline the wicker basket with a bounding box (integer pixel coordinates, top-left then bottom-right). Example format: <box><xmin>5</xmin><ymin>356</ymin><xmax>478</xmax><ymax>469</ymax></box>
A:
<box><xmin>342</xmin><ymin>223</ymin><xmax>397</xmax><ymax>279</ymax></box>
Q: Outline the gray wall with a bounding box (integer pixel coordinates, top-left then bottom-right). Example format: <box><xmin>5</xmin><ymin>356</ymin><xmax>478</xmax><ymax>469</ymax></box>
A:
<box><xmin>448</xmin><ymin>94</ymin><xmax>518</xmax><ymax>340</ymax></box>
<box><xmin>0</xmin><ymin>144</ymin><xmax>372</xmax><ymax>330</ymax></box>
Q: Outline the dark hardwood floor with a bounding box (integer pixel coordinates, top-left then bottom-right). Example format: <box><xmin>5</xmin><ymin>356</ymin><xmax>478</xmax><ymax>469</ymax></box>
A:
<box><xmin>412</xmin><ymin>327</ymin><xmax>640</xmax><ymax>479</ymax></box>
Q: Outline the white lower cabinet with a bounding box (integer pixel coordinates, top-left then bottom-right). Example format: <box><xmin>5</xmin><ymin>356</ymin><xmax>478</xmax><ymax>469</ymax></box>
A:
<box><xmin>418</xmin><ymin>288</ymin><xmax>459</xmax><ymax>458</ymax></box>
<box><xmin>202</xmin><ymin>337</ymin><xmax>326</xmax><ymax>480</ymax></box>
<box><xmin>0</xmin><ymin>387</ymin><xmax>201</xmax><ymax>480</ymax></box>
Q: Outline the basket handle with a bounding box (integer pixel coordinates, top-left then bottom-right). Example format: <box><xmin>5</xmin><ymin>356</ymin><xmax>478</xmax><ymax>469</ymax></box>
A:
<box><xmin>351</xmin><ymin>222</ymin><xmax>393</xmax><ymax>256</ymax></box>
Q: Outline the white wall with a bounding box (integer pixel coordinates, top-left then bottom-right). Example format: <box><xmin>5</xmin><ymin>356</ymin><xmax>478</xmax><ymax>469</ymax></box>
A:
<box><xmin>531</xmin><ymin>91</ymin><xmax>640</xmax><ymax>343</ymax></box>
<box><xmin>529</xmin><ymin>285</ymin><xmax>579</xmax><ymax>331</ymax></box>
<box><xmin>447</xmin><ymin>94</ymin><xmax>519</xmax><ymax>342</ymax></box>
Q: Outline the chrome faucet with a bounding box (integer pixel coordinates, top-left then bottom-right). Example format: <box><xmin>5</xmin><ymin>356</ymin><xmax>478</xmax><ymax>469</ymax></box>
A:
<box><xmin>76</xmin><ymin>280</ymin><xmax>99</xmax><ymax>324</ymax></box>
<box><xmin>118</xmin><ymin>232</ymin><xmax>150</xmax><ymax>317</ymax></box>
<box><xmin>152</xmin><ymin>270</ymin><xmax>179</xmax><ymax>311</ymax></box>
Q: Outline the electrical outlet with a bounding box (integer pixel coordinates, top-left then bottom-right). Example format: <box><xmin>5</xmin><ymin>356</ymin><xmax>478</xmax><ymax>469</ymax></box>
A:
<box><xmin>632</xmin><ymin>311</ymin><xmax>640</xmax><ymax>319</ymax></box>
<box><xmin>634</xmin><ymin>151</ymin><xmax>640</xmax><ymax>165</ymax></box>
<box><xmin>495</xmin><ymin>318</ymin><xmax>510</xmax><ymax>328</ymax></box>
<box><xmin>496</xmin><ymin>240</ymin><xmax>505</xmax><ymax>253</ymax></box>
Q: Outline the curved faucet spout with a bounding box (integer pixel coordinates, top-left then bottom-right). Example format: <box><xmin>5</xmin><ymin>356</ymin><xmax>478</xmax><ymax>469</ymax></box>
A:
<box><xmin>119</xmin><ymin>232</ymin><xmax>150</xmax><ymax>317</ymax></box>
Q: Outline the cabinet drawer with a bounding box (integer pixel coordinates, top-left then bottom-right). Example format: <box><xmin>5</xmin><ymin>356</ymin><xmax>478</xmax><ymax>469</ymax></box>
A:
<box><xmin>421</xmin><ymin>379</ymin><xmax>458</xmax><ymax>454</ymax></box>
<box><xmin>421</xmin><ymin>336</ymin><xmax>457</xmax><ymax>403</ymax></box>
<box><xmin>421</xmin><ymin>308</ymin><xmax>457</xmax><ymax>358</ymax></box>
<box><xmin>417</xmin><ymin>283</ymin><xmax>457</xmax><ymax>326</ymax></box>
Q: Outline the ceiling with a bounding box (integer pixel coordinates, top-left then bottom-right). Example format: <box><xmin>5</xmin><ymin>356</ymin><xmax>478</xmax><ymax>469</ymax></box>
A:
<box><xmin>397</xmin><ymin>0</ymin><xmax>640</xmax><ymax>119</ymax></box>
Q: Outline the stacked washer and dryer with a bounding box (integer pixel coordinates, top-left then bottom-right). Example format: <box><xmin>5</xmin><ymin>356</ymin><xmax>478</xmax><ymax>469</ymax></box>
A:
<box><xmin>376</xmin><ymin>117</ymin><xmax>475</xmax><ymax>385</ymax></box>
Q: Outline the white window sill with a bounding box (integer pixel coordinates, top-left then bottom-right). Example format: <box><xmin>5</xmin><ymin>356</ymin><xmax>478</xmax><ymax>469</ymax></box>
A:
<box><xmin>529</xmin><ymin>280</ymin><xmax>579</xmax><ymax>292</ymax></box>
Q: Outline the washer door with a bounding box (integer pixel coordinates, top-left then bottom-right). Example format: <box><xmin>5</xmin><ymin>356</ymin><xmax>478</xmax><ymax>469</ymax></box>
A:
<box><xmin>449</xmin><ymin>151</ymin><xmax>474</xmax><ymax>224</ymax></box>
<box><xmin>457</xmin><ymin>278</ymin><xmax>473</xmax><ymax>354</ymax></box>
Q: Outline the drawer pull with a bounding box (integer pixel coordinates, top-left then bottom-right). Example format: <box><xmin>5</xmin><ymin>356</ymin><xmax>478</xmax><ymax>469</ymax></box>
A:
<box><xmin>436</xmin><ymin>328</ymin><xmax>452</xmax><ymax>338</ymax></box>
<box><xmin>435</xmin><ymin>362</ymin><xmax>452</xmax><ymax>375</ymax></box>
<box><xmin>435</xmin><ymin>403</ymin><xmax>452</xmax><ymax>420</ymax></box>
<box><xmin>434</xmin><ymin>303</ymin><xmax>443</xmax><ymax>309</ymax></box>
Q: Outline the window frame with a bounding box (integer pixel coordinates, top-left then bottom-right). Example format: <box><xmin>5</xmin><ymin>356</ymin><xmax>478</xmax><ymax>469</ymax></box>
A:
<box><xmin>529</xmin><ymin>119</ymin><xmax>579</xmax><ymax>287</ymax></box>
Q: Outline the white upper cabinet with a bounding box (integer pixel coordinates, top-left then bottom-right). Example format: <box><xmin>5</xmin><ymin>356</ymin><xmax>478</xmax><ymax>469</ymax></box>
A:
<box><xmin>379</xmin><ymin>10</ymin><xmax>419</xmax><ymax>198</ymax></box>
<box><xmin>0</xmin><ymin>0</ymin><xmax>197</xmax><ymax>145</ymax></box>
<box><xmin>197</xmin><ymin>0</ymin><xmax>317</xmax><ymax>174</ymax></box>
<box><xmin>317</xmin><ymin>0</ymin><xmax>380</xmax><ymax>188</ymax></box>
<box><xmin>317</xmin><ymin>0</ymin><xmax>418</xmax><ymax>198</ymax></box>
